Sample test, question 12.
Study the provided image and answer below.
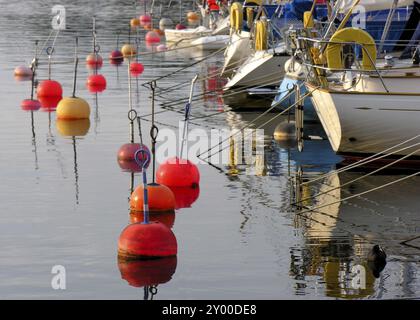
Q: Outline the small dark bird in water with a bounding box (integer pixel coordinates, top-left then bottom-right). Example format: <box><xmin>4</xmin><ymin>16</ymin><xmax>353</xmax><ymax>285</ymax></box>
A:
<box><xmin>367</xmin><ymin>245</ymin><xmax>387</xmax><ymax>278</ymax></box>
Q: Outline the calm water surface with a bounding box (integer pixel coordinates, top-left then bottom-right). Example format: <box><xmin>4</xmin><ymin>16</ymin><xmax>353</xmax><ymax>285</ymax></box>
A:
<box><xmin>0</xmin><ymin>0</ymin><xmax>419</xmax><ymax>299</ymax></box>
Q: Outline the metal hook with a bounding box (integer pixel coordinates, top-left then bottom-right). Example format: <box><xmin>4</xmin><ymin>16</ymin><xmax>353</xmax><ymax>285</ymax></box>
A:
<box><xmin>128</xmin><ymin>109</ymin><xmax>138</xmax><ymax>122</ymax></box>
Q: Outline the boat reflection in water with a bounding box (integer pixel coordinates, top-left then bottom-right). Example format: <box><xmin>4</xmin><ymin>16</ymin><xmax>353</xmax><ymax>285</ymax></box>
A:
<box><xmin>292</xmin><ymin>168</ymin><xmax>420</xmax><ymax>299</ymax></box>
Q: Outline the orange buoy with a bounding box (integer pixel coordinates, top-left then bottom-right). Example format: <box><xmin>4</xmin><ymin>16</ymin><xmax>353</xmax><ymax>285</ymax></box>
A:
<box><xmin>187</xmin><ymin>11</ymin><xmax>200</xmax><ymax>21</ymax></box>
<box><xmin>118</xmin><ymin>222</ymin><xmax>178</xmax><ymax>259</ymax></box>
<box><xmin>14</xmin><ymin>66</ymin><xmax>33</xmax><ymax>77</ymax></box>
<box><xmin>153</xmin><ymin>28</ymin><xmax>165</xmax><ymax>36</ymax></box>
<box><xmin>56</xmin><ymin>97</ymin><xmax>90</xmax><ymax>120</ymax></box>
<box><xmin>86</xmin><ymin>74</ymin><xmax>107</xmax><ymax>93</ymax></box>
<box><xmin>39</xmin><ymin>96</ymin><xmax>62</xmax><ymax>111</ymax></box>
<box><xmin>130</xmin><ymin>62</ymin><xmax>144</xmax><ymax>76</ymax></box>
<box><xmin>130</xmin><ymin>211</ymin><xmax>175</xmax><ymax>229</ymax></box>
<box><xmin>130</xmin><ymin>183</ymin><xmax>176</xmax><ymax>213</ymax></box>
<box><xmin>56</xmin><ymin>119</ymin><xmax>90</xmax><ymax>137</ymax></box>
<box><xmin>118</xmin><ymin>256</ymin><xmax>177</xmax><ymax>287</ymax></box>
<box><xmin>86</xmin><ymin>53</ymin><xmax>103</xmax><ymax>68</ymax></box>
<box><xmin>169</xmin><ymin>186</ymin><xmax>200</xmax><ymax>209</ymax></box>
<box><xmin>156</xmin><ymin>157</ymin><xmax>200</xmax><ymax>187</ymax></box>
<box><xmin>37</xmin><ymin>80</ymin><xmax>63</xmax><ymax>98</ymax></box>
<box><xmin>21</xmin><ymin>99</ymin><xmax>41</xmax><ymax>111</ymax></box>
<box><xmin>130</xmin><ymin>18</ymin><xmax>140</xmax><ymax>28</ymax></box>
<box><xmin>145</xmin><ymin>30</ymin><xmax>160</xmax><ymax>43</ymax></box>
<box><xmin>121</xmin><ymin>44</ymin><xmax>137</xmax><ymax>58</ymax></box>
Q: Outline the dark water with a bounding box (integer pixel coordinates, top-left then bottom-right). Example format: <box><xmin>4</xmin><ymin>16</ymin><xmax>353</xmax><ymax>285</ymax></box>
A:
<box><xmin>0</xmin><ymin>0</ymin><xmax>419</xmax><ymax>299</ymax></box>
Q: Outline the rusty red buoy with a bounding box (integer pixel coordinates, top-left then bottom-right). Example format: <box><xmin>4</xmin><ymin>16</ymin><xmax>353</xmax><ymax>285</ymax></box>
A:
<box><xmin>169</xmin><ymin>186</ymin><xmax>200</xmax><ymax>209</ymax></box>
<box><xmin>156</xmin><ymin>157</ymin><xmax>200</xmax><ymax>188</ymax></box>
<box><xmin>130</xmin><ymin>62</ymin><xmax>144</xmax><ymax>76</ymax></box>
<box><xmin>21</xmin><ymin>99</ymin><xmax>41</xmax><ymax>111</ymax></box>
<box><xmin>130</xmin><ymin>183</ymin><xmax>176</xmax><ymax>213</ymax></box>
<box><xmin>109</xmin><ymin>50</ymin><xmax>124</xmax><ymax>65</ymax></box>
<box><xmin>118</xmin><ymin>143</ymin><xmax>150</xmax><ymax>162</ymax></box>
<box><xmin>37</xmin><ymin>80</ymin><xmax>63</xmax><ymax>98</ymax></box>
<box><xmin>118</xmin><ymin>222</ymin><xmax>177</xmax><ymax>259</ymax></box>
<box><xmin>86</xmin><ymin>74</ymin><xmax>107</xmax><ymax>93</ymax></box>
<box><xmin>118</xmin><ymin>256</ymin><xmax>177</xmax><ymax>287</ymax></box>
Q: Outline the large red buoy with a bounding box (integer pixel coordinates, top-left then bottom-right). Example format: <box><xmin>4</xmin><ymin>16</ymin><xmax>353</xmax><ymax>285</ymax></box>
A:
<box><xmin>86</xmin><ymin>53</ymin><xmax>103</xmax><ymax>68</ymax></box>
<box><xmin>130</xmin><ymin>183</ymin><xmax>176</xmax><ymax>213</ymax></box>
<box><xmin>21</xmin><ymin>99</ymin><xmax>41</xmax><ymax>111</ymax></box>
<box><xmin>169</xmin><ymin>186</ymin><xmax>200</xmax><ymax>209</ymax></box>
<box><xmin>39</xmin><ymin>96</ymin><xmax>62</xmax><ymax>111</ymax></box>
<box><xmin>118</xmin><ymin>256</ymin><xmax>177</xmax><ymax>287</ymax></box>
<box><xmin>118</xmin><ymin>222</ymin><xmax>177</xmax><ymax>259</ymax></box>
<box><xmin>37</xmin><ymin>80</ymin><xmax>63</xmax><ymax>97</ymax></box>
<box><xmin>176</xmin><ymin>24</ymin><xmax>187</xmax><ymax>30</ymax></box>
<box><xmin>156</xmin><ymin>157</ymin><xmax>200</xmax><ymax>187</ymax></box>
<box><xmin>130</xmin><ymin>62</ymin><xmax>144</xmax><ymax>76</ymax></box>
<box><xmin>86</xmin><ymin>74</ymin><xmax>107</xmax><ymax>93</ymax></box>
<box><xmin>130</xmin><ymin>211</ymin><xmax>175</xmax><ymax>229</ymax></box>
<box><xmin>145</xmin><ymin>31</ymin><xmax>161</xmax><ymax>43</ymax></box>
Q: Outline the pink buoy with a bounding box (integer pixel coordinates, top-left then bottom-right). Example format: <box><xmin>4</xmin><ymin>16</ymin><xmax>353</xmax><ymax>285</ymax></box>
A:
<box><xmin>176</xmin><ymin>24</ymin><xmax>187</xmax><ymax>30</ymax></box>
<box><xmin>145</xmin><ymin>31</ymin><xmax>161</xmax><ymax>43</ymax></box>
<box><xmin>86</xmin><ymin>74</ymin><xmax>107</xmax><ymax>93</ymax></box>
<box><xmin>139</xmin><ymin>14</ymin><xmax>152</xmax><ymax>25</ymax></box>
<box><xmin>21</xmin><ymin>99</ymin><xmax>41</xmax><ymax>111</ymax></box>
<box><xmin>157</xmin><ymin>44</ymin><xmax>167</xmax><ymax>52</ymax></box>
<box><xmin>37</xmin><ymin>80</ymin><xmax>63</xmax><ymax>98</ymax></box>
<box><xmin>130</xmin><ymin>62</ymin><xmax>144</xmax><ymax>76</ymax></box>
<box><xmin>156</xmin><ymin>157</ymin><xmax>200</xmax><ymax>188</ymax></box>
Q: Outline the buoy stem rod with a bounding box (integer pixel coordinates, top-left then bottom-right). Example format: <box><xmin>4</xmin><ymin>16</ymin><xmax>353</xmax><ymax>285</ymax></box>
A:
<box><xmin>142</xmin><ymin>170</ymin><xmax>149</xmax><ymax>224</ymax></box>
<box><xmin>180</xmin><ymin>74</ymin><xmax>198</xmax><ymax>159</ymax></box>
<box><xmin>150</xmin><ymin>81</ymin><xmax>158</xmax><ymax>184</ymax></box>
<box><xmin>30</xmin><ymin>40</ymin><xmax>39</xmax><ymax>100</ymax></box>
<box><xmin>72</xmin><ymin>37</ymin><xmax>79</xmax><ymax>98</ymax></box>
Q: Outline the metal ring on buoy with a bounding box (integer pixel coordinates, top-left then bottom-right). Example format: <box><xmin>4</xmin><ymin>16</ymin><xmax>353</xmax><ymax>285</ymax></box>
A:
<box><xmin>46</xmin><ymin>46</ymin><xmax>55</xmax><ymax>56</ymax></box>
<box><xmin>128</xmin><ymin>109</ymin><xmax>138</xmax><ymax>121</ymax></box>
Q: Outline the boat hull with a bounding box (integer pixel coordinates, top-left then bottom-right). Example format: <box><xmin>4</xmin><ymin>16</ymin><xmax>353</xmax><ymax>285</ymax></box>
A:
<box><xmin>308</xmin><ymin>84</ymin><xmax>420</xmax><ymax>157</ymax></box>
<box><xmin>221</xmin><ymin>31</ymin><xmax>251</xmax><ymax>77</ymax></box>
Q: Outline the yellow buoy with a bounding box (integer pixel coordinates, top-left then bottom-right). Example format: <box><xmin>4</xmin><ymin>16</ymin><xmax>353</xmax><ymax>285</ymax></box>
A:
<box><xmin>273</xmin><ymin>121</ymin><xmax>296</xmax><ymax>141</ymax></box>
<box><xmin>255</xmin><ymin>20</ymin><xmax>268</xmax><ymax>51</ymax></box>
<box><xmin>230</xmin><ymin>2</ymin><xmax>243</xmax><ymax>32</ymax></box>
<box><xmin>56</xmin><ymin>119</ymin><xmax>91</xmax><ymax>137</ymax></box>
<box><xmin>121</xmin><ymin>44</ymin><xmax>137</xmax><ymax>58</ymax></box>
<box><xmin>56</xmin><ymin>97</ymin><xmax>90</xmax><ymax>120</ymax></box>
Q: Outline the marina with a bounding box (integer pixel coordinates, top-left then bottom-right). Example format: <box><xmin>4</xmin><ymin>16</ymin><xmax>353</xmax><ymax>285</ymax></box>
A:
<box><xmin>1</xmin><ymin>0</ymin><xmax>420</xmax><ymax>300</ymax></box>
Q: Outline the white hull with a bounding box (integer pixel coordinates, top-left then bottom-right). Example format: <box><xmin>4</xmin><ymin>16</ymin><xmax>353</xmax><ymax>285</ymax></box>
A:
<box><xmin>308</xmin><ymin>81</ymin><xmax>420</xmax><ymax>156</ymax></box>
<box><xmin>165</xmin><ymin>27</ymin><xmax>213</xmax><ymax>44</ymax></box>
<box><xmin>224</xmin><ymin>45</ymin><xmax>288</xmax><ymax>90</ymax></box>
<box><xmin>190</xmin><ymin>35</ymin><xmax>230</xmax><ymax>50</ymax></box>
<box><xmin>221</xmin><ymin>31</ymin><xmax>251</xmax><ymax>77</ymax></box>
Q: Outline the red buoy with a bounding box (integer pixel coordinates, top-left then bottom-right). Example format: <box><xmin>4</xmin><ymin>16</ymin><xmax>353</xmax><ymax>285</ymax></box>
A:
<box><xmin>21</xmin><ymin>99</ymin><xmax>41</xmax><ymax>111</ymax></box>
<box><xmin>118</xmin><ymin>222</ymin><xmax>177</xmax><ymax>259</ymax></box>
<box><xmin>145</xmin><ymin>31</ymin><xmax>161</xmax><ymax>43</ymax></box>
<box><xmin>86</xmin><ymin>74</ymin><xmax>107</xmax><ymax>93</ymax></box>
<box><xmin>118</xmin><ymin>143</ymin><xmax>150</xmax><ymax>161</ymax></box>
<box><xmin>156</xmin><ymin>157</ymin><xmax>200</xmax><ymax>187</ymax></box>
<box><xmin>140</xmin><ymin>14</ymin><xmax>152</xmax><ymax>25</ymax></box>
<box><xmin>130</xmin><ymin>62</ymin><xmax>144</xmax><ymax>76</ymax></box>
<box><xmin>169</xmin><ymin>186</ymin><xmax>200</xmax><ymax>209</ymax></box>
<box><xmin>86</xmin><ymin>53</ymin><xmax>103</xmax><ymax>68</ymax></box>
<box><xmin>176</xmin><ymin>24</ymin><xmax>187</xmax><ymax>30</ymax></box>
<box><xmin>109</xmin><ymin>50</ymin><xmax>124</xmax><ymax>65</ymax></box>
<box><xmin>118</xmin><ymin>256</ymin><xmax>177</xmax><ymax>287</ymax></box>
<box><xmin>130</xmin><ymin>211</ymin><xmax>175</xmax><ymax>229</ymax></box>
<box><xmin>37</xmin><ymin>80</ymin><xmax>63</xmax><ymax>97</ymax></box>
<box><xmin>39</xmin><ymin>96</ymin><xmax>62</xmax><ymax>111</ymax></box>
<box><xmin>130</xmin><ymin>183</ymin><xmax>176</xmax><ymax>213</ymax></box>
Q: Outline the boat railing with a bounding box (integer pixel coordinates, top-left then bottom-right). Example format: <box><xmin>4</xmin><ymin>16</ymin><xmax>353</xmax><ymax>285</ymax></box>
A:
<box><xmin>296</xmin><ymin>36</ymin><xmax>390</xmax><ymax>93</ymax></box>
